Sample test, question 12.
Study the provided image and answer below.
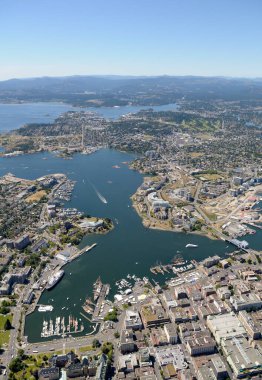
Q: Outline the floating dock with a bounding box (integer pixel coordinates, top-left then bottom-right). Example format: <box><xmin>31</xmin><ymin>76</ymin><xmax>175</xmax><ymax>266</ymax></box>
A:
<box><xmin>41</xmin><ymin>315</ymin><xmax>84</xmax><ymax>338</ymax></box>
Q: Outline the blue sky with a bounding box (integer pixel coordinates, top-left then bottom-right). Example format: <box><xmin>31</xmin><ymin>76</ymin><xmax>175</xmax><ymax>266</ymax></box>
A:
<box><xmin>1</xmin><ymin>0</ymin><xmax>262</xmax><ymax>79</ymax></box>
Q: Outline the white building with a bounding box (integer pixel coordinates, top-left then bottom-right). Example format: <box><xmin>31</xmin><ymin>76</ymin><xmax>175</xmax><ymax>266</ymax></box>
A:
<box><xmin>221</xmin><ymin>336</ymin><xmax>262</xmax><ymax>378</ymax></box>
<box><xmin>79</xmin><ymin>219</ymin><xmax>104</xmax><ymax>229</ymax></box>
<box><xmin>207</xmin><ymin>313</ymin><xmax>246</xmax><ymax>344</ymax></box>
<box><xmin>230</xmin><ymin>293</ymin><xmax>262</xmax><ymax>312</ymax></box>
<box><xmin>124</xmin><ymin>310</ymin><xmax>143</xmax><ymax>331</ymax></box>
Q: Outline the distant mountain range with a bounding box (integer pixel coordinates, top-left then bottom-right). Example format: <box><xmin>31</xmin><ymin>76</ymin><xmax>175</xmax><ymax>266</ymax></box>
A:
<box><xmin>1</xmin><ymin>75</ymin><xmax>262</xmax><ymax>104</ymax></box>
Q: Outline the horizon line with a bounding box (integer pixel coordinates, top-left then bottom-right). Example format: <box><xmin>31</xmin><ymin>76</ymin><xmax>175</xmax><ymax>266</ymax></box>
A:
<box><xmin>1</xmin><ymin>73</ymin><xmax>262</xmax><ymax>82</ymax></box>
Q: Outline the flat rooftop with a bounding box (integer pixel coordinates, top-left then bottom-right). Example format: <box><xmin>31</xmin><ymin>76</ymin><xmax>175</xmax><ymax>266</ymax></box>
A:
<box><xmin>154</xmin><ymin>345</ymin><xmax>187</xmax><ymax>370</ymax></box>
<box><xmin>207</xmin><ymin>313</ymin><xmax>246</xmax><ymax>343</ymax></box>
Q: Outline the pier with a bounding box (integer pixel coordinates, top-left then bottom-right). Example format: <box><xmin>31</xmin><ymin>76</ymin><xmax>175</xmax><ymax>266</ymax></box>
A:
<box><xmin>26</xmin><ymin>244</ymin><xmax>97</xmax><ymax>316</ymax></box>
<box><xmin>92</xmin><ymin>283</ymin><xmax>110</xmax><ymax>323</ymax></box>
<box><xmin>246</xmin><ymin>222</ymin><xmax>262</xmax><ymax>230</ymax></box>
<box><xmin>74</xmin><ymin>243</ymin><xmax>97</xmax><ymax>258</ymax></box>
<box><xmin>67</xmin><ymin>243</ymin><xmax>97</xmax><ymax>263</ymax></box>
<box><xmin>80</xmin><ymin>312</ymin><xmax>93</xmax><ymax>323</ymax></box>
<box><xmin>41</xmin><ymin>315</ymin><xmax>84</xmax><ymax>338</ymax></box>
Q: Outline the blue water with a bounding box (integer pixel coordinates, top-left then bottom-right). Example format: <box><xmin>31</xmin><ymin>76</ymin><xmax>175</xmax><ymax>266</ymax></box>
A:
<box><xmin>0</xmin><ymin>102</ymin><xmax>178</xmax><ymax>132</ymax></box>
<box><xmin>0</xmin><ymin>149</ymin><xmax>234</xmax><ymax>342</ymax></box>
<box><xmin>0</xmin><ymin>103</ymin><xmax>82</xmax><ymax>133</ymax></box>
<box><xmin>0</xmin><ymin>100</ymin><xmax>260</xmax><ymax>342</ymax></box>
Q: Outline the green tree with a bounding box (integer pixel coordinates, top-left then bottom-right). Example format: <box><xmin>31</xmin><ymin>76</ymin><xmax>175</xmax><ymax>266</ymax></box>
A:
<box><xmin>4</xmin><ymin>318</ymin><xmax>12</xmax><ymax>330</ymax></box>
<box><xmin>9</xmin><ymin>357</ymin><xmax>25</xmax><ymax>373</ymax></box>
<box><xmin>92</xmin><ymin>339</ymin><xmax>101</xmax><ymax>348</ymax></box>
<box><xmin>2</xmin><ymin>300</ymin><xmax>11</xmax><ymax>307</ymax></box>
<box><xmin>17</xmin><ymin>349</ymin><xmax>24</xmax><ymax>359</ymax></box>
<box><xmin>0</xmin><ymin>306</ymin><xmax>10</xmax><ymax>314</ymax></box>
<box><xmin>102</xmin><ymin>342</ymin><xmax>114</xmax><ymax>361</ymax></box>
<box><xmin>8</xmin><ymin>373</ymin><xmax>16</xmax><ymax>380</ymax></box>
<box><xmin>104</xmin><ymin>307</ymin><xmax>118</xmax><ymax>322</ymax></box>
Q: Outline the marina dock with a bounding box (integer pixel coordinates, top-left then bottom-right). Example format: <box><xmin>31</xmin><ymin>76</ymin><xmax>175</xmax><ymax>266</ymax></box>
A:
<box><xmin>92</xmin><ymin>283</ymin><xmax>110</xmax><ymax>323</ymax></box>
<box><xmin>79</xmin><ymin>243</ymin><xmax>97</xmax><ymax>254</ymax></box>
<box><xmin>27</xmin><ymin>244</ymin><xmax>97</xmax><ymax>316</ymax></box>
<box><xmin>41</xmin><ymin>315</ymin><xmax>84</xmax><ymax>338</ymax></box>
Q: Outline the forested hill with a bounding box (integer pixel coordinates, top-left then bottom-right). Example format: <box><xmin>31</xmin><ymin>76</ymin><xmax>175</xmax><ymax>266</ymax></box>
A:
<box><xmin>1</xmin><ymin>75</ymin><xmax>262</xmax><ymax>105</ymax></box>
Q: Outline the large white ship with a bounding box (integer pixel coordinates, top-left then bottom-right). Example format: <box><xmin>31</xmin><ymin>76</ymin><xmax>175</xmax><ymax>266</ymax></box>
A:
<box><xmin>46</xmin><ymin>270</ymin><xmax>64</xmax><ymax>290</ymax></box>
<box><xmin>38</xmin><ymin>305</ymin><xmax>54</xmax><ymax>312</ymax></box>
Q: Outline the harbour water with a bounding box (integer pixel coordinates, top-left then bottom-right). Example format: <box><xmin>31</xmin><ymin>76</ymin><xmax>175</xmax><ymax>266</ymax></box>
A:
<box><xmin>0</xmin><ymin>103</ymin><xmax>82</xmax><ymax>133</ymax></box>
<box><xmin>0</xmin><ymin>149</ymin><xmax>236</xmax><ymax>342</ymax></box>
<box><xmin>0</xmin><ymin>102</ymin><xmax>178</xmax><ymax>132</ymax></box>
<box><xmin>0</xmin><ymin>102</ymin><xmax>260</xmax><ymax>342</ymax></box>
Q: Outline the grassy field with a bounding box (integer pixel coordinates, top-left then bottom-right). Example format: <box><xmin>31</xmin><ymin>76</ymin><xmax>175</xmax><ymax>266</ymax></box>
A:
<box><xmin>26</xmin><ymin>190</ymin><xmax>46</xmax><ymax>203</ymax></box>
<box><xmin>78</xmin><ymin>345</ymin><xmax>93</xmax><ymax>353</ymax></box>
<box><xmin>202</xmin><ymin>209</ymin><xmax>218</xmax><ymax>222</ymax></box>
<box><xmin>196</xmin><ymin>173</ymin><xmax>224</xmax><ymax>181</ymax></box>
<box><xmin>0</xmin><ymin>314</ymin><xmax>13</xmax><ymax>330</ymax></box>
<box><xmin>11</xmin><ymin>349</ymin><xmax>92</xmax><ymax>379</ymax></box>
<box><xmin>190</xmin><ymin>152</ymin><xmax>204</xmax><ymax>158</ymax></box>
<box><xmin>13</xmin><ymin>352</ymin><xmax>62</xmax><ymax>380</ymax></box>
<box><xmin>0</xmin><ymin>330</ymin><xmax>10</xmax><ymax>346</ymax></box>
<box><xmin>0</xmin><ymin>314</ymin><xmax>13</xmax><ymax>346</ymax></box>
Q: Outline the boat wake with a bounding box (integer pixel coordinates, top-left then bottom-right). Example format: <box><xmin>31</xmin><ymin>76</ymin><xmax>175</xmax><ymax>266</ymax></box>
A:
<box><xmin>92</xmin><ymin>183</ymin><xmax>108</xmax><ymax>204</ymax></box>
<box><xmin>85</xmin><ymin>177</ymin><xmax>108</xmax><ymax>204</ymax></box>
<box><xmin>95</xmin><ymin>188</ymin><xmax>108</xmax><ymax>204</ymax></box>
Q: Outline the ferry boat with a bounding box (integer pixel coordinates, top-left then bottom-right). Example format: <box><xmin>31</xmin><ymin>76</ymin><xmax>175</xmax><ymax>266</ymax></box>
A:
<box><xmin>185</xmin><ymin>244</ymin><xmax>198</xmax><ymax>248</ymax></box>
<box><xmin>38</xmin><ymin>305</ymin><xmax>54</xmax><ymax>312</ymax></box>
<box><xmin>46</xmin><ymin>270</ymin><xmax>64</xmax><ymax>290</ymax></box>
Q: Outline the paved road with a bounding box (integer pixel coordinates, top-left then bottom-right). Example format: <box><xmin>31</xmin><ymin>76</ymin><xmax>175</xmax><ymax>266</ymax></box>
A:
<box><xmin>0</xmin><ymin>287</ymin><xmax>26</xmax><ymax>378</ymax></box>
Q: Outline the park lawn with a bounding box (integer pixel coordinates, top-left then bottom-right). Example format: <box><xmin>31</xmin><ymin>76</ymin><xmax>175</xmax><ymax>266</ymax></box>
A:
<box><xmin>14</xmin><ymin>353</ymin><xmax>53</xmax><ymax>380</ymax></box>
<box><xmin>207</xmin><ymin>213</ymin><xmax>217</xmax><ymax>222</ymax></box>
<box><xmin>29</xmin><ymin>352</ymin><xmax>61</xmax><ymax>364</ymax></box>
<box><xmin>190</xmin><ymin>152</ymin><xmax>204</xmax><ymax>158</ymax></box>
<box><xmin>201</xmin><ymin>173</ymin><xmax>224</xmax><ymax>181</ymax></box>
<box><xmin>26</xmin><ymin>190</ymin><xmax>46</xmax><ymax>203</ymax></box>
<box><xmin>13</xmin><ymin>350</ymin><xmax>77</xmax><ymax>379</ymax></box>
<box><xmin>78</xmin><ymin>345</ymin><xmax>93</xmax><ymax>353</ymax></box>
<box><xmin>54</xmin><ymin>350</ymin><xmax>63</xmax><ymax>355</ymax></box>
<box><xmin>0</xmin><ymin>314</ymin><xmax>13</xmax><ymax>345</ymax></box>
<box><xmin>0</xmin><ymin>330</ymin><xmax>10</xmax><ymax>346</ymax></box>
<box><xmin>15</xmin><ymin>364</ymin><xmax>38</xmax><ymax>380</ymax></box>
<box><xmin>0</xmin><ymin>314</ymin><xmax>13</xmax><ymax>330</ymax></box>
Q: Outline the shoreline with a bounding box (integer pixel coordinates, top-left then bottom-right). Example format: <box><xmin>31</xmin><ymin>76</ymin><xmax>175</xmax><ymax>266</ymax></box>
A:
<box><xmin>8</xmin><ymin>150</ymin><xmax>260</xmax><ymax>345</ymax></box>
<box><xmin>25</xmin><ymin>221</ymin><xmax>114</xmax><ymax>318</ymax></box>
<box><xmin>131</xmin><ymin>201</ymin><xmax>218</xmax><ymax>240</ymax></box>
<box><xmin>130</xmin><ymin>178</ymin><xmax>262</xmax><ymax>244</ymax></box>
<box><xmin>25</xmin><ymin>243</ymin><xmax>98</xmax><ymax>317</ymax></box>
